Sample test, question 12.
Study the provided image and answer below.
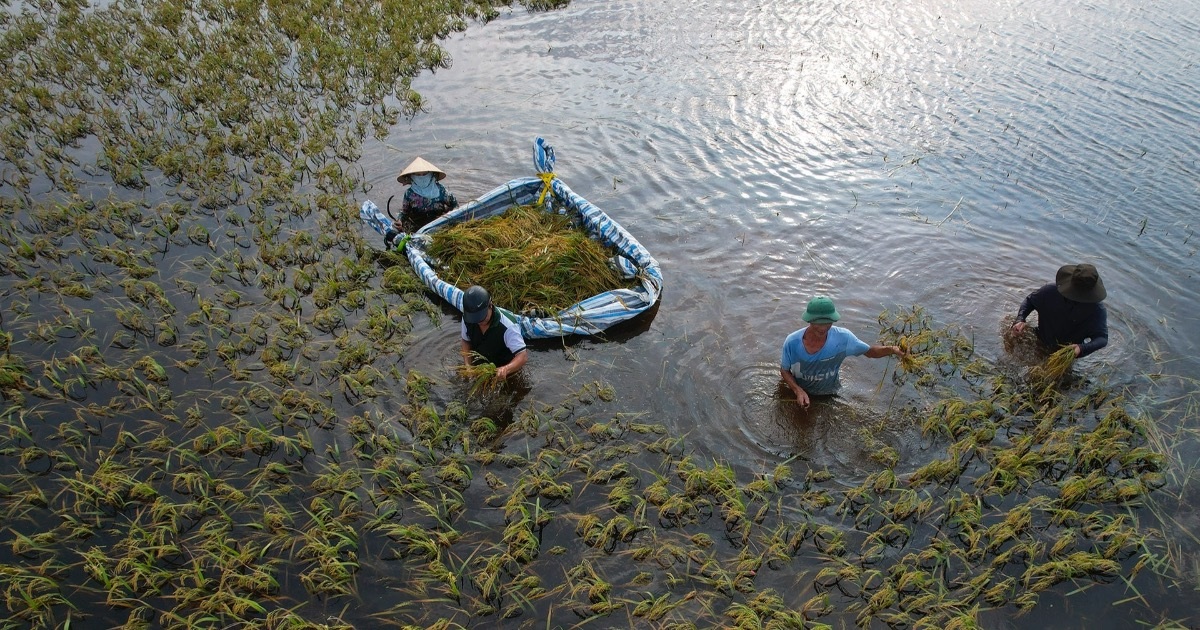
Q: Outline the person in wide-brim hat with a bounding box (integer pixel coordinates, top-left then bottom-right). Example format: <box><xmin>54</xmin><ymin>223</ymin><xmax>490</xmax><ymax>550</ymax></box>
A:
<box><xmin>396</xmin><ymin>157</ymin><xmax>447</xmax><ymax>184</ymax></box>
<box><xmin>780</xmin><ymin>296</ymin><xmax>905</xmax><ymax>408</ymax></box>
<box><xmin>389</xmin><ymin>156</ymin><xmax>458</xmax><ymax>239</ymax></box>
<box><xmin>1010</xmin><ymin>263</ymin><xmax>1109</xmax><ymax>358</ymax></box>
<box><xmin>1055</xmin><ymin>263</ymin><xmax>1106</xmax><ymax>303</ymax></box>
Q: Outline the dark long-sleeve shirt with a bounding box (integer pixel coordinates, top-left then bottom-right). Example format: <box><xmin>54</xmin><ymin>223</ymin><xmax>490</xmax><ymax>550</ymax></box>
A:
<box><xmin>1016</xmin><ymin>284</ymin><xmax>1108</xmax><ymax>357</ymax></box>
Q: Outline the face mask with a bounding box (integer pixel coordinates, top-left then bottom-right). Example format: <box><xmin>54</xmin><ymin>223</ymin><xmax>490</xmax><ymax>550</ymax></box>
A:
<box><xmin>409</xmin><ymin>174</ymin><xmax>440</xmax><ymax>198</ymax></box>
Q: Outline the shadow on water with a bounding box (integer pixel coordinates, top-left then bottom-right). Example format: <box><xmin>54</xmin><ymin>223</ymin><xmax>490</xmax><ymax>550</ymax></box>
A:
<box><xmin>729</xmin><ymin>363</ymin><xmax>928</xmax><ymax>479</ymax></box>
<box><xmin>400</xmin><ymin>293</ymin><xmax>659</xmax><ymax>429</ymax></box>
<box><xmin>564</xmin><ymin>299</ymin><xmax>663</xmax><ymax>345</ymax></box>
<box><xmin>460</xmin><ymin>373</ymin><xmax>534</xmax><ymax>429</ymax></box>
<box><xmin>426</xmin><ymin>286</ymin><xmax>662</xmax><ymax>345</ymax></box>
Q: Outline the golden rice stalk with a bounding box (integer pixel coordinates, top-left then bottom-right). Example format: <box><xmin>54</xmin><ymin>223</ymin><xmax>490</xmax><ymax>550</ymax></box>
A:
<box><xmin>1029</xmin><ymin>345</ymin><xmax>1075</xmax><ymax>386</ymax></box>
<box><xmin>895</xmin><ymin>333</ymin><xmax>933</xmax><ymax>373</ymax></box>
<box><xmin>428</xmin><ymin>204</ymin><xmax>634</xmax><ymax>315</ymax></box>
<box><xmin>456</xmin><ymin>361</ymin><xmax>499</xmax><ymax>397</ymax></box>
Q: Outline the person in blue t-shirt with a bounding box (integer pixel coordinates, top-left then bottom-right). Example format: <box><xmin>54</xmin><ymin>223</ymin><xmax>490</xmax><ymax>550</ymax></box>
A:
<box><xmin>780</xmin><ymin>296</ymin><xmax>905</xmax><ymax>408</ymax></box>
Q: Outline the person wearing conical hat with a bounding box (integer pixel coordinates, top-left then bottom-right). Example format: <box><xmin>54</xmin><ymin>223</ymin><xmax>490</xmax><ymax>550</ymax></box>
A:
<box><xmin>780</xmin><ymin>296</ymin><xmax>905</xmax><ymax>408</ymax></box>
<box><xmin>1011</xmin><ymin>263</ymin><xmax>1108</xmax><ymax>358</ymax></box>
<box><xmin>396</xmin><ymin>156</ymin><xmax>458</xmax><ymax>234</ymax></box>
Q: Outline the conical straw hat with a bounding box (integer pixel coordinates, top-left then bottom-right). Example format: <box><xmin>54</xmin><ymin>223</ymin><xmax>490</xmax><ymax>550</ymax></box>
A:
<box><xmin>397</xmin><ymin>157</ymin><xmax>446</xmax><ymax>184</ymax></box>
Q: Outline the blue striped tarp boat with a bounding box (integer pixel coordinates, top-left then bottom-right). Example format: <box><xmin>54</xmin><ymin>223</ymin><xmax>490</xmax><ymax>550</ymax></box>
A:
<box><xmin>360</xmin><ymin>138</ymin><xmax>663</xmax><ymax>339</ymax></box>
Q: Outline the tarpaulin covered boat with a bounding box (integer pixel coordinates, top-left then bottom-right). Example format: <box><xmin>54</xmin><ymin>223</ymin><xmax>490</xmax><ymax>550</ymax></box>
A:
<box><xmin>361</xmin><ymin>138</ymin><xmax>663</xmax><ymax>339</ymax></box>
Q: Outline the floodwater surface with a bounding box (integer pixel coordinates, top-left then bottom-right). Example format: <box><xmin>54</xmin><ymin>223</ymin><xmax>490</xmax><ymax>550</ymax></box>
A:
<box><xmin>378</xmin><ymin>0</ymin><xmax>1200</xmax><ymax>492</ymax></box>
<box><xmin>363</xmin><ymin>0</ymin><xmax>1200</xmax><ymax>624</ymax></box>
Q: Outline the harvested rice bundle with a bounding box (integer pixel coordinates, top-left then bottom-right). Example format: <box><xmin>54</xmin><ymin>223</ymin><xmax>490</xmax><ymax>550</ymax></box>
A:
<box><xmin>895</xmin><ymin>330</ymin><xmax>935</xmax><ymax>373</ymax></box>
<box><xmin>428</xmin><ymin>204</ymin><xmax>635</xmax><ymax>315</ymax></box>
<box><xmin>1029</xmin><ymin>345</ymin><xmax>1076</xmax><ymax>386</ymax></box>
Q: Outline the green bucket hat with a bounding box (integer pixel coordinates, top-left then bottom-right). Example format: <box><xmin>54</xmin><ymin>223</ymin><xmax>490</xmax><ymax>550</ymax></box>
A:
<box><xmin>1055</xmin><ymin>263</ymin><xmax>1106</xmax><ymax>303</ymax></box>
<box><xmin>802</xmin><ymin>296</ymin><xmax>840</xmax><ymax>324</ymax></box>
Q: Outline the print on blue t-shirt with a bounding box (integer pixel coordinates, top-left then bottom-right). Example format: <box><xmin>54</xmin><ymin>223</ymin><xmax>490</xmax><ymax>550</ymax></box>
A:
<box><xmin>781</xmin><ymin>326</ymin><xmax>871</xmax><ymax>396</ymax></box>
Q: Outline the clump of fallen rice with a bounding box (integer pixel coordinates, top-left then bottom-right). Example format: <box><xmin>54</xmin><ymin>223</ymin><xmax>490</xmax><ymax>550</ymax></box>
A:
<box><xmin>428</xmin><ymin>204</ymin><xmax>634</xmax><ymax>315</ymax></box>
<box><xmin>1029</xmin><ymin>345</ymin><xmax>1076</xmax><ymax>387</ymax></box>
<box><xmin>456</xmin><ymin>359</ymin><xmax>501</xmax><ymax>396</ymax></box>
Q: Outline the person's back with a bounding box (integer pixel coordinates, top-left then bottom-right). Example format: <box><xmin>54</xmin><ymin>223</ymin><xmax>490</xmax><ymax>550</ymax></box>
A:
<box><xmin>1021</xmin><ymin>284</ymin><xmax>1107</xmax><ymax>354</ymax></box>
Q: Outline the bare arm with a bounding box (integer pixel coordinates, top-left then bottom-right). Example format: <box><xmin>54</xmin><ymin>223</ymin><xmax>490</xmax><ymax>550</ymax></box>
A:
<box><xmin>498</xmin><ymin>349</ymin><xmax>528</xmax><ymax>379</ymax></box>
<box><xmin>864</xmin><ymin>344</ymin><xmax>904</xmax><ymax>359</ymax></box>
<box><xmin>780</xmin><ymin>368</ymin><xmax>811</xmax><ymax>408</ymax></box>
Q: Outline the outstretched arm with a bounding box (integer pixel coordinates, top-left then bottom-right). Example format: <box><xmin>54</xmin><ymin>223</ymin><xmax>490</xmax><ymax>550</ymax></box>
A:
<box><xmin>864</xmin><ymin>344</ymin><xmax>904</xmax><ymax>359</ymax></box>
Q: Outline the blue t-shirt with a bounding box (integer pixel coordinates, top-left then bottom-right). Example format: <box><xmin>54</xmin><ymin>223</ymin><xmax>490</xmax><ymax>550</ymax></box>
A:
<box><xmin>780</xmin><ymin>326</ymin><xmax>871</xmax><ymax>395</ymax></box>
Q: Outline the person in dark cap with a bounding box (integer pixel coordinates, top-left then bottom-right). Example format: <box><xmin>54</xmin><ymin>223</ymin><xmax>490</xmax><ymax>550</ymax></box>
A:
<box><xmin>460</xmin><ymin>286</ymin><xmax>527</xmax><ymax>378</ymax></box>
<box><xmin>1011</xmin><ymin>263</ymin><xmax>1108</xmax><ymax>358</ymax></box>
<box><xmin>394</xmin><ymin>156</ymin><xmax>459</xmax><ymax>235</ymax></box>
<box><xmin>780</xmin><ymin>296</ymin><xmax>905</xmax><ymax>408</ymax></box>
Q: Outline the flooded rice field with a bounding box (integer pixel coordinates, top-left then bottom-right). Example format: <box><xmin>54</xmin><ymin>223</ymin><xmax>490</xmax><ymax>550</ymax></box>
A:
<box><xmin>2</xmin><ymin>0</ymin><xmax>1198</xmax><ymax>627</ymax></box>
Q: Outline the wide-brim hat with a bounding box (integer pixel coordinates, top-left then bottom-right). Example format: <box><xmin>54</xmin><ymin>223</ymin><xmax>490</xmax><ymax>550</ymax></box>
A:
<box><xmin>397</xmin><ymin>157</ymin><xmax>446</xmax><ymax>184</ymax></box>
<box><xmin>1055</xmin><ymin>263</ymin><xmax>1106</xmax><ymax>303</ymax></box>
<box><xmin>802</xmin><ymin>296</ymin><xmax>841</xmax><ymax>324</ymax></box>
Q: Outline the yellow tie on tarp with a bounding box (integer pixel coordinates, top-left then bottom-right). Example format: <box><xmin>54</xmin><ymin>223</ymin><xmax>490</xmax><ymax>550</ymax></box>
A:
<box><xmin>536</xmin><ymin>171</ymin><xmax>556</xmax><ymax>206</ymax></box>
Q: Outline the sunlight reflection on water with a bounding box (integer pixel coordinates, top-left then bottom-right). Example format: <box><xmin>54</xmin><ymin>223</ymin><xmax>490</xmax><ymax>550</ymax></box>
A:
<box><xmin>385</xmin><ymin>0</ymin><xmax>1200</xmax><ymax>474</ymax></box>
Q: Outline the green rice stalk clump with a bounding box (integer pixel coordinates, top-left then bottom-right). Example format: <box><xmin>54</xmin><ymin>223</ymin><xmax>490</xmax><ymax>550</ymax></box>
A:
<box><xmin>0</xmin><ymin>355</ymin><xmax>27</xmax><ymax>389</ymax></box>
<box><xmin>427</xmin><ymin>204</ymin><xmax>634</xmax><ymax>315</ymax></box>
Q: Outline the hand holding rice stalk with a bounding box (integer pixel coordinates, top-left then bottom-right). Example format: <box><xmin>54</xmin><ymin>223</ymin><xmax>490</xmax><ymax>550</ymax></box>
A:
<box><xmin>1029</xmin><ymin>345</ymin><xmax>1076</xmax><ymax>386</ymax></box>
<box><xmin>875</xmin><ymin>307</ymin><xmax>945</xmax><ymax>375</ymax></box>
<box><xmin>895</xmin><ymin>332</ymin><xmax>934</xmax><ymax>373</ymax></box>
<box><xmin>457</xmin><ymin>353</ymin><xmax>502</xmax><ymax>396</ymax></box>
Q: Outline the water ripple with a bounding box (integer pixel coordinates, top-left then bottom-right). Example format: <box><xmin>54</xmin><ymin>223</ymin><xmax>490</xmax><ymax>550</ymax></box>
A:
<box><xmin>377</xmin><ymin>0</ymin><xmax>1200</xmax><ymax>469</ymax></box>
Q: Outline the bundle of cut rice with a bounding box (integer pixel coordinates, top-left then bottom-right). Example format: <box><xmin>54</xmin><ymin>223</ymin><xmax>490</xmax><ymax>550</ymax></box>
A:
<box><xmin>427</xmin><ymin>204</ymin><xmax>635</xmax><ymax>315</ymax></box>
